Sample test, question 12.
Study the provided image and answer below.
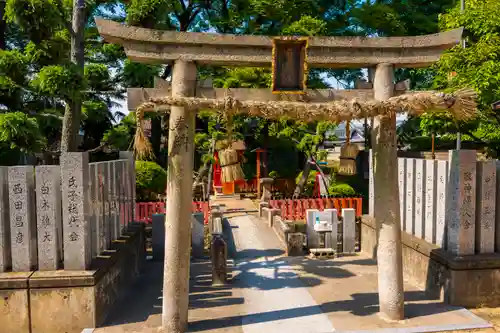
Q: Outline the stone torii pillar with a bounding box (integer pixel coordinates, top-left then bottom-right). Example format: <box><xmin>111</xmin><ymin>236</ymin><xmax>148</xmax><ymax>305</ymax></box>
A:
<box><xmin>163</xmin><ymin>60</ymin><xmax>196</xmax><ymax>332</ymax></box>
<box><xmin>372</xmin><ymin>63</ymin><xmax>404</xmax><ymax>320</ymax></box>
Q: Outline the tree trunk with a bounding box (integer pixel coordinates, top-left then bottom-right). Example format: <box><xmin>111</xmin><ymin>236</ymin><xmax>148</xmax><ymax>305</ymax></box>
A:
<box><xmin>192</xmin><ymin>139</ymin><xmax>215</xmax><ymax>194</ymax></box>
<box><xmin>372</xmin><ymin>63</ymin><xmax>404</xmax><ymax>321</ymax></box>
<box><xmin>293</xmin><ymin>156</ymin><xmax>311</xmax><ymax>198</ymax></box>
<box><xmin>0</xmin><ymin>0</ymin><xmax>6</xmax><ymax>50</ymax></box>
<box><xmin>310</xmin><ymin>156</ymin><xmax>329</xmax><ymax>194</ymax></box>
<box><xmin>162</xmin><ymin>60</ymin><xmax>197</xmax><ymax>333</ymax></box>
<box><xmin>60</xmin><ymin>0</ymin><xmax>85</xmax><ymax>152</ymax></box>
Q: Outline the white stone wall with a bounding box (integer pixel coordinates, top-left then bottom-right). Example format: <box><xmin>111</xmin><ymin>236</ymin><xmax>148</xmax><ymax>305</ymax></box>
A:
<box><xmin>370</xmin><ymin>150</ymin><xmax>499</xmax><ymax>255</ymax></box>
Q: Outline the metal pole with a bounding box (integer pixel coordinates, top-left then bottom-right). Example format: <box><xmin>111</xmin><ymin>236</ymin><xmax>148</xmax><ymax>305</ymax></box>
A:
<box><xmin>456</xmin><ymin>0</ymin><xmax>465</xmax><ymax>150</ymax></box>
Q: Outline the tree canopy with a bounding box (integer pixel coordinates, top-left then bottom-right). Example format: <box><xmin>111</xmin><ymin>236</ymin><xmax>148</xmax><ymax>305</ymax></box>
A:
<box><xmin>0</xmin><ymin>0</ymin><xmax>497</xmax><ymax>167</ymax></box>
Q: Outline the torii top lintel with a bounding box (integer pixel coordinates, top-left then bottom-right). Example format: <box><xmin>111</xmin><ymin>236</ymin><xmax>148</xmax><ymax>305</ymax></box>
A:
<box><xmin>95</xmin><ymin>18</ymin><xmax>463</xmax><ymax>69</ymax></box>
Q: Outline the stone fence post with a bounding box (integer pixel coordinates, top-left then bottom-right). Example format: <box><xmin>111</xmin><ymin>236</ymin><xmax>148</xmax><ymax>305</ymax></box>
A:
<box><xmin>61</xmin><ymin>152</ymin><xmax>92</xmax><ymax>270</ymax></box>
<box><xmin>35</xmin><ymin>166</ymin><xmax>63</xmax><ymax>270</ymax></box>
<box><xmin>9</xmin><ymin>166</ymin><xmax>37</xmax><ymax>271</ymax></box>
<box><xmin>0</xmin><ymin>167</ymin><xmax>11</xmax><ymax>272</ymax></box>
<box><xmin>446</xmin><ymin>150</ymin><xmax>476</xmax><ymax>256</ymax></box>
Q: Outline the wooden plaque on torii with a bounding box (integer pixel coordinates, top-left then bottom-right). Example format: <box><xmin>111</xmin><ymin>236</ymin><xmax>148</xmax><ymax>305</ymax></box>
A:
<box><xmin>271</xmin><ymin>37</ymin><xmax>308</xmax><ymax>94</ymax></box>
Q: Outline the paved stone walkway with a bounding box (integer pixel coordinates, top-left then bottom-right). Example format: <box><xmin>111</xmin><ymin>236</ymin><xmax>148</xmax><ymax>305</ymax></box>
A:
<box><xmin>92</xmin><ymin>199</ymin><xmax>493</xmax><ymax>333</ymax></box>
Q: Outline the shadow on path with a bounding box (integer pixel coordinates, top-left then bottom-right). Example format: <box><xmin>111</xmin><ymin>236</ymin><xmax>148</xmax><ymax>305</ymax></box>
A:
<box><xmin>187</xmin><ymin>290</ymin><xmax>454</xmax><ymax>332</ymax></box>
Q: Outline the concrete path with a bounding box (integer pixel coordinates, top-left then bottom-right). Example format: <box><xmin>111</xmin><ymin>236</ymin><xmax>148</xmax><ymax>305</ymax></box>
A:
<box><xmin>230</xmin><ymin>214</ymin><xmax>335</xmax><ymax>333</ymax></box>
<box><xmin>92</xmin><ymin>198</ymin><xmax>493</xmax><ymax>333</ymax></box>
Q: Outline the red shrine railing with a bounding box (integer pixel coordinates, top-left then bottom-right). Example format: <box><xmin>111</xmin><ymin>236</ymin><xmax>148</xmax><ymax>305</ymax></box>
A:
<box><xmin>135</xmin><ymin>201</ymin><xmax>210</xmax><ymax>224</ymax></box>
<box><xmin>269</xmin><ymin>197</ymin><xmax>362</xmax><ymax>220</ymax></box>
<box><xmin>135</xmin><ymin>197</ymin><xmax>362</xmax><ymax>224</ymax></box>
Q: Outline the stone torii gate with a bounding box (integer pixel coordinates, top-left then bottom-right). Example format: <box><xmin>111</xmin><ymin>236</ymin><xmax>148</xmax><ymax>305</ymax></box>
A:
<box><xmin>96</xmin><ymin>18</ymin><xmax>469</xmax><ymax>333</ymax></box>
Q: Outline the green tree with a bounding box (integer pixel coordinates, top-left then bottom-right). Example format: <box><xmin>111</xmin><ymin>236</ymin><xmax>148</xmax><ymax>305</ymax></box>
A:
<box><xmin>424</xmin><ymin>0</ymin><xmax>500</xmax><ymax>155</ymax></box>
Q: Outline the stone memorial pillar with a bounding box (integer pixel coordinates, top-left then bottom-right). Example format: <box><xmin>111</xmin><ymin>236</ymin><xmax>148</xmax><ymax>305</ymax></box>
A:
<box><xmin>369</xmin><ymin>149</ymin><xmax>374</xmax><ymax>216</ymax></box>
<box><xmin>424</xmin><ymin>160</ymin><xmax>437</xmax><ymax>244</ymax></box>
<box><xmin>405</xmin><ymin>158</ymin><xmax>415</xmax><ymax>235</ymax></box>
<box><xmin>476</xmin><ymin>160</ymin><xmax>496</xmax><ymax>253</ymax></box>
<box><xmin>342</xmin><ymin>208</ymin><xmax>356</xmax><ymax>253</ymax></box>
<box><xmin>110</xmin><ymin>161</ymin><xmax>120</xmax><ymax>240</ymax></box>
<box><xmin>152</xmin><ymin>213</ymin><xmax>165</xmax><ymax>261</ymax></box>
<box><xmin>9</xmin><ymin>166</ymin><xmax>37</xmax><ymax>272</ymax></box>
<box><xmin>447</xmin><ymin>150</ymin><xmax>476</xmax><ymax>256</ymax></box>
<box><xmin>436</xmin><ymin>161</ymin><xmax>448</xmax><ymax>248</ymax></box>
<box><xmin>35</xmin><ymin>166</ymin><xmax>63</xmax><ymax>270</ymax></box>
<box><xmin>0</xmin><ymin>167</ymin><xmax>11</xmax><ymax>272</ymax></box>
<box><xmin>61</xmin><ymin>152</ymin><xmax>92</xmax><ymax>270</ymax></box>
<box><xmin>162</xmin><ymin>60</ymin><xmax>197</xmax><ymax>333</ymax></box>
<box><xmin>496</xmin><ymin>161</ymin><xmax>500</xmax><ymax>252</ymax></box>
<box><xmin>89</xmin><ymin>163</ymin><xmax>98</xmax><ymax>258</ymax></box>
<box><xmin>414</xmin><ymin>159</ymin><xmax>425</xmax><ymax>239</ymax></box>
<box><xmin>96</xmin><ymin>163</ymin><xmax>106</xmax><ymax>253</ymax></box>
<box><xmin>398</xmin><ymin>158</ymin><xmax>406</xmax><ymax>231</ymax></box>
<box><xmin>120</xmin><ymin>151</ymin><xmax>135</xmax><ymax>228</ymax></box>
<box><xmin>372</xmin><ymin>63</ymin><xmax>404</xmax><ymax>321</ymax></box>
<box><xmin>210</xmin><ymin>233</ymin><xmax>227</xmax><ymax>286</ymax></box>
<box><xmin>306</xmin><ymin>209</ymin><xmax>320</xmax><ymax>248</ymax></box>
<box><xmin>103</xmin><ymin>162</ymin><xmax>112</xmax><ymax>248</ymax></box>
<box><xmin>116</xmin><ymin>161</ymin><xmax>125</xmax><ymax>235</ymax></box>
<box><xmin>191</xmin><ymin>212</ymin><xmax>205</xmax><ymax>259</ymax></box>
<box><xmin>319</xmin><ymin>209</ymin><xmax>338</xmax><ymax>250</ymax></box>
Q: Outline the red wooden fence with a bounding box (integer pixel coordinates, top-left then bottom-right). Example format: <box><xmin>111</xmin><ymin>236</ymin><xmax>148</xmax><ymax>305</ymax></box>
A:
<box><xmin>136</xmin><ymin>197</ymin><xmax>362</xmax><ymax>224</ymax></box>
<box><xmin>269</xmin><ymin>197</ymin><xmax>362</xmax><ymax>220</ymax></box>
<box><xmin>135</xmin><ymin>201</ymin><xmax>210</xmax><ymax>224</ymax></box>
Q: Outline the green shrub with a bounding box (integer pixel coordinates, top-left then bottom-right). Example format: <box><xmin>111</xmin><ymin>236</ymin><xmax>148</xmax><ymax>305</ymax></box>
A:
<box><xmin>136</xmin><ymin>161</ymin><xmax>167</xmax><ymax>201</ymax></box>
<box><xmin>328</xmin><ymin>183</ymin><xmax>356</xmax><ymax>197</ymax></box>
<box><xmin>268</xmin><ymin>170</ymin><xmax>279</xmax><ymax>178</ymax></box>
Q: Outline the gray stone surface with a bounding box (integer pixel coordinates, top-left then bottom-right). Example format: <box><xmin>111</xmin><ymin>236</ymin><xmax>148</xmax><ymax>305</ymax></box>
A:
<box><xmin>61</xmin><ymin>152</ymin><xmax>92</xmax><ymax>270</ymax></box>
<box><xmin>8</xmin><ymin>166</ymin><xmax>37</xmax><ymax>271</ymax></box>
<box><xmin>191</xmin><ymin>212</ymin><xmax>204</xmax><ymax>258</ymax></box>
<box><xmin>414</xmin><ymin>159</ymin><xmax>425</xmax><ymax>239</ymax></box>
<box><xmin>398</xmin><ymin>158</ymin><xmax>406</xmax><ymax>231</ymax></box>
<box><xmin>102</xmin><ymin>162</ymin><xmax>111</xmax><ymax>248</ymax></box>
<box><xmin>317</xmin><ymin>209</ymin><xmax>338</xmax><ymax>249</ymax></box>
<box><xmin>120</xmin><ymin>152</ymin><xmax>134</xmax><ymax>228</ymax></box>
<box><xmin>287</xmin><ymin>233</ymin><xmax>305</xmax><ymax>256</ymax></box>
<box><xmin>405</xmin><ymin>158</ymin><xmax>416</xmax><ymax>235</ymax></box>
<box><xmin>116</xmin><ymin>161</ymin><xmax>125</xmax><ymax>235</ymax></box>
<box><xmin>306</xmin><ymin>209</ymin><xmax>320</xmax><ymax>248</ymax></box>
<box><xmin>152</xmin><ymin>213</ymin><xmax>165</xmax><ymax>260</ymax></box>
<box><xmin>475</xmin><ymin>160</ymin><xmax>496</xmax><ymax>253</ymax></box>
<box><xmin>96</xmin><ymin>162</ymin><xmax>106</xmax><ymax>253</ymax></box>
<box><xmin>369</xmin><ymin>149</ymin><xmax>374</xmax><ymax>216</ymax></box>
<box><xmin>110</xmin><ymin>161</ymin><xmax>120</xmax><ymax>241</ymax></box>
<box><xmin>35</xmin><ymin>165</ymin><xmax>62</xmax><ymax>270</ymax></box>
<box><xmin>0</xmin><ymin>167</ymin><xmax>11</xmax><ymax>272</ymax></box>
<box><xmin>424</xmin><ymin>160</ymin><xmax>437</xmax><ymax>244</ymax></box>
<box><xmin>342</xmin><ymin>208</ymin><xmax>356</xmax><ymax>253</ymax></box>
<box><xmin>267</xmin><ymin>208</ymin><xmax>280</xmax><ymax>228</ymax></box>
<box><xmin>436</xmin><ymin>160</ymin><xmax>448</xmax><ymax>248</ymax></box>
<box><xmin>447</xmin><ymin>150</ymin><xmax>476</xmax><ymax>256</ymax></box>
<box><xmin>89</xmin><ymin>163</ymin><xmax>98</xmax><ymax>258</ymax></box>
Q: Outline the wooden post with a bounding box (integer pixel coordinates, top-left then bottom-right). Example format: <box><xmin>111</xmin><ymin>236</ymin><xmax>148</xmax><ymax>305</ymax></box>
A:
<box><xmin>162</xmin><ymin>60</ymin><xmax>197</xmax><ymax>333</ymax></box>
<box><xmin>372</xmin><ymin>63</ymin><xmax>404</xmax><ymax>321</ymax></box>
